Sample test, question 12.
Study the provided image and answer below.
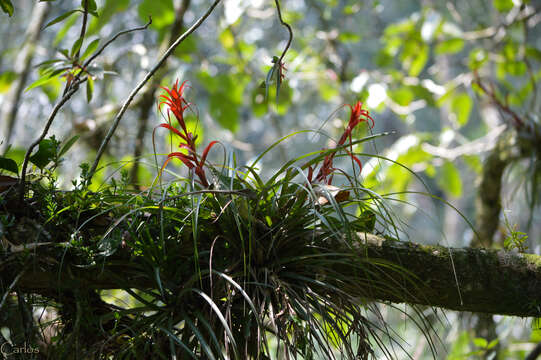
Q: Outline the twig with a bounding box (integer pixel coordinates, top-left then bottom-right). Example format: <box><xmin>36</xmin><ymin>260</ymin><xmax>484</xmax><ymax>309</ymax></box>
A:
<box><xmin>17</xmin><ymin>20</ymin><xmax>153</xmax><ymax>202</ymax></box>
<box><xmin>75</xmin><ymin>0</ymin><xmax>89</xmax><ymax>61</ymax></box>
<box><xmin>473</xmin><ymin>71</ymin><xmax>525</xmax><ymax>129</ymax></box>
<box><xmin>61</xmin><ymin>0</ymin><xmax>89</xmax><ymax>97</ymax></box>
<box><xmin>18</xmin><ymin>78</ymin><xmax>86</xmax><ymax>203</ymax></box>
<box><xmin>80</xmin><ymin>18</ymin><xmax>152</xmax><ymax>74</ymax></box>
<box><xmin>273</xmin><ymin>0</ymin><xmax>293</xmax><ymax>66</ymax></box>
<box><xmin>0</xmin><ymin>267</ymin><xmax>27</xmax><ymax>311</ymax></box>
<box><xmin>88</xmin><ymin>0</ymin><xmax>223</xmax><ymax>182</ymax></box>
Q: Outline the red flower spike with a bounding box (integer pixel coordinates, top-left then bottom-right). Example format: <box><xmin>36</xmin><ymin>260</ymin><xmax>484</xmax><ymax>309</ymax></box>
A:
<box><xmin>310</xmin><ymin>101</ymin><xmax>374</xmax><ymax>185</ymax></box>
<box><xmin>154</xmin><ymin>79</ymin><xmax>218</xmax><ymax>188</ymax></box>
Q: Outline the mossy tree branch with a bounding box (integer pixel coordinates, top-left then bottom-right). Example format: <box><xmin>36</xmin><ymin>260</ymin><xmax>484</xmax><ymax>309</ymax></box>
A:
<box><xmin>3</xmin><ymin>233</ymin><xmax>541</xmax><ymax>318</ymax></box>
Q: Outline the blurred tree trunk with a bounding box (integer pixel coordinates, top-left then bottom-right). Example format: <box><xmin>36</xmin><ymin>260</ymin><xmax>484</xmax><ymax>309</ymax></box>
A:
<box><xmin>0</xmin><ymin>2</ymin><xmax>50</xmax><ymax>154</ymax></box>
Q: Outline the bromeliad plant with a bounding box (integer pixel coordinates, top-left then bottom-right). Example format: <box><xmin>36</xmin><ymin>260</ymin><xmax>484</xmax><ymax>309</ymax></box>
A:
<box><xmin>107</xmin><ymin>79</ymin><xmax>430</xmax><ymax>359</ymax></box>
<box><xmin>1</xmin><ymin>79</ymin><xmax>435</xmax><ymax>360</ymax></box>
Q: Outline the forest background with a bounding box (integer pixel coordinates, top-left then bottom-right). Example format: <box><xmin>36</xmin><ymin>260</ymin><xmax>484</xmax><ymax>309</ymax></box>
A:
<box><xmin>1</xmin><ymin>0</ymin><xmax>541</xmax><ymax>359</ymax></box>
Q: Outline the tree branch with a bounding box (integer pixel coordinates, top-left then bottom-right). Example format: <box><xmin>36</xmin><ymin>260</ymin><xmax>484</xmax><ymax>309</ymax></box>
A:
<box><xmin>3</xmin><ymin>233</ymin><xmax>541</xmax><ymax>318</ymax></box>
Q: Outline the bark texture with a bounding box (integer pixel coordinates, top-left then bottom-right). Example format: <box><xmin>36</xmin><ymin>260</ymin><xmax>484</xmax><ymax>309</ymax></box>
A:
<box><xmin>3</xmin><ymin>232</ymin><xmax>541</xmax><ymax>318</ymax></box>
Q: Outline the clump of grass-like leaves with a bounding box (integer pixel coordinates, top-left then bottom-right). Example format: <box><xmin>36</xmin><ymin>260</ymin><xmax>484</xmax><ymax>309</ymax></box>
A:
<box><xmin>0</xmin><ymin>79</ymin><xmax>436</xmax><ymax>359</ymax></box>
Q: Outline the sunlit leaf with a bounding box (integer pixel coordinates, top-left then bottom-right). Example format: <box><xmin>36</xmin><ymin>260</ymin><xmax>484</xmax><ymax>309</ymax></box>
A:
<box><xmin>409</xmin><ymin>43</ymin><xmax>428</xmax><ymax>77</ymax></box>
<box><xmin>451</xmin><ymin>92</ymin><xmax>472</xmax><ymax>126</ymax></box>
<box><xmin>86</xmin><ymin>76</ymin><xmax>94</xmax><ymax>102</ymax></box>
<box><xmin>493</xmin><ymin>0</ymin><xmax>514</xmax><ymax>12</ymax></box>
<box><xmin>338</xmin><ymin>32</ymin><xmax>361</xmax><ymax>43</ymax></box>
<box><xmin>70</xmin><ymin>37</ymin><xmax>83</xmax><ymax>57</ymax></box>
<box><xmin>435</xmin><ymin>38</ymin><xmax>464</xmax><ymax>55</ymax></box>
<box><xmin>468</xmin><ymin>48</ymin><xmax>488</xmax><ymax>70</ymax></box>
<box><xmin>0</xmin><ymin>71</ymin><xmax>16</xmax><ymax>93</ymax></box>
<box><xmin>219</xmin><ymin>28</ymin><xmax>234</xmax><ymax>50</ymax></box>
<box><xmin>498</xmin><ymin>60</ymin><xmax>527</xmax><ymax>77</ymax></box>
<box><xmin>473</xmin><ymin>337</ymin><xmax>488</xmax><ymax>348</ymax></box>
<box><xmin>81</xmin><ymin>38</ymin><xmax>99</xmax><ymax>61</ymax></box>
<box><xmin>25</xmin><ymin>68</ymin><xmax>67</xmax><ymax>92</ymax></box>
<box><xmin>389</xmin><ymin>86</ymin><xmax>414</xmax><ymax>106</ymax></box>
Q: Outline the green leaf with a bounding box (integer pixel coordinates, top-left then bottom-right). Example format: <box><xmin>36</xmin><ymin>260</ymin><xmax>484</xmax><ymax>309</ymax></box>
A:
<box><xmin>86</xmin><ymin>76</ymin><xmax>94</xmax><ymax>102</ymax></box>
<box><xmin>25</xmin><ymin>68</ymin><xmax>67</xmax><ymax>92</ymax></box>
<box><xmin>0</xmin><ymin>0</ymin><xmax>14</xmax><ymax>17</ymax></box>
<box><xmin>493</xmin><ymin>0</ymin><xmax>514</xmax><ymax>12</ymax></box>
<box><xmin>71</xmin><ymin>37</ymin><xmax>83</xmax><ymax>57</ymax></box>
<box><xmin>0</xmin><ymin>156</ymin><xmax>18</xmax><ymax>174</ymax></box>
<box><xmin>54</xmin><ymin>11</ymin><xmax>79</xmax><ymax>45</ymax></box>
<box><xmin>473</xmin><ymin>337</ymin><xmax>488</xmax><ymax>348</ymax></box>
<box><xmin>58</xmin><ymin>135</ymin><xmax>80</xmax><ymax>157</ymax></box>
<box><xmin>80</xmin><ymin>38</ymin><xmax>99</xmax><ymax>61</ymax></box>
<box><xmin>0</xmin><ymin>71</ymin><xmax>17</xmax><ymax>93</ymax></box>
<box><xmin>34</xmin><ymin>59</ymin><xmax>65</xmax><ymax>68</ymax></box>
<box><xmin>468</xmin><ymin>48</ymin><xmax>488</xmax><ymax>70</ymax></box>
<box><xmin>435</xmin><ymin>38</ymin><xmax>464</xmax><ymax>55</ymax></box>
<box><xmin>85</xmin><ymin>0</ymin><xmax>97</xmax><ymax>13</ymax></box>
<box><xmin>438</xmin><ymin>161</ymin><xmax>462</xmax><ymax>197</ymax></box>
<box><xmin>29</xmin><ymin>138</ymin><xmax>58</xmax><ymax>169</ymax></box>
<box><xmin>408</xmin><ymin>43</ymin><xmax>428</xmax><ymax>77</ymax></box>
<box><xmin>338</xmin><ymin>32</ymin><xmax>361</xmax><ymax>43</ymax></box>
<box><xmin>44</xmin><ymin>9</ymin><xmax>80</xmax><ymax>29</ymax></box>
<box><xmin>389</xmin><ymin>86</ymin><xmax>414</xmax><ymax>106</ymax></box>
<box><xmin>451</xmin><ymin>92</ymin><xmax>473</xmax><ymax>126</ymax></box>
<box><xmin>499</xmin><ymin>60</ymin><xmax>527</xmax><ymax>76</ymax></box>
